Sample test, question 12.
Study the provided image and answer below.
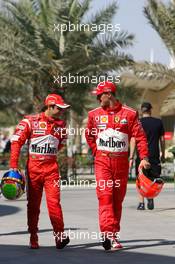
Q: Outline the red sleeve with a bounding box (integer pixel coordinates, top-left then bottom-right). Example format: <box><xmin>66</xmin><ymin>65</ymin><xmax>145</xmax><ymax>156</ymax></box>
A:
<box><xmin>85</xmin><ymin>112</ymin><xmax>97</xmax><ymax>156</ymax></box>
<box><xmin>129</xmin><ymin>112</ymin><xmax>149</xmax><ymax>160</ymax></box>
<box><xmin>10</xmin><ymin>119</ymin><xmax>31</xmax><ymax>168</ymax></box>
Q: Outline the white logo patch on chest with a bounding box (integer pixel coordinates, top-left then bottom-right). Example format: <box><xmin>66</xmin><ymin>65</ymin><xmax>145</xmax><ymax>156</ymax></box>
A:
<box><xmin>96</xmin><ymin>128</ymin><xmax>128</xmax><ymax>152</ymax></box>
<box><xmin>29</xmin><ymin>135</ymin><xmax>59</xmax><ymax>155</ymax></box>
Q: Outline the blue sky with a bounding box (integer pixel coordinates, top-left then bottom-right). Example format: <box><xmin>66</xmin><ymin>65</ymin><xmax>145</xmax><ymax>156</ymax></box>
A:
<box><xmin>91</xmin><ymin>0</ymin><xmax>170</xmax><ymax>65</ymax></box>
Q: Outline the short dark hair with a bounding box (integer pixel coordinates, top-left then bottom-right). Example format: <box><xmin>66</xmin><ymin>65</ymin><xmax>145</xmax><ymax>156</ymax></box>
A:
<box><xmin>41</xmin><ymin>105</ymin><xmax>47</xmax><ymax>112</ymax></box>
<box><xmin>42</xmin><ymin>104</ymin><xmax>55</xmax><ymax>111</ymax></box>
<box><xmin>141</xmin><ymin>102</ymin><xmax>152</xmax><ymax>112</ymax></box>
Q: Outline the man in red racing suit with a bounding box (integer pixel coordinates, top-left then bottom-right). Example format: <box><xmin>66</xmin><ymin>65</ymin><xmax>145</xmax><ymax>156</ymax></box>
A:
<box><xmin>10</xmin><ymin>94</ymin><xmax>70</xmax><ymax>249</ymax></box>
<box><xmin>85</xmin><ymin>81</ymin><xmax>150</xmax><ymax>250</ymax></box>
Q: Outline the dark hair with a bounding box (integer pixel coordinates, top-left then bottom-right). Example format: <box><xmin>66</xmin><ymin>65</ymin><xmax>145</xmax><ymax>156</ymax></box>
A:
<box><xmin>141</xmin><ymin>102</ymin><xmax>152</xmax><ymax>113</ymax></box>
<box><xmin>41</xmin><ymin>105</ymin><xmax>47</xmax><ymax>112</ymax></box>
<box><xmin>41</xmin><ymin>104</ymin><xmax>56</xmax><ymax>112</ymax></box>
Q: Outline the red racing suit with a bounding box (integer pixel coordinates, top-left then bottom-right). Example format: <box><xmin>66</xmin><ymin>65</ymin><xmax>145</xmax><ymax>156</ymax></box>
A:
<box><xmin>10</xmin><ymin>112</ymin><xmax>67</xmax><ymax>235</ymax></box>
<box><xmin>85</xmin><ymin>102</ymin><xmax>148</xmax><ymax>235</ymax></box>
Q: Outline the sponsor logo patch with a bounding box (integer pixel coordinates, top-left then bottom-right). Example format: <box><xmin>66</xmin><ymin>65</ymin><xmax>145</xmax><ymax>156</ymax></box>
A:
<box><xmin>97</xmin><ymin>124</ymin><xmax>107</xmax><ymax>130</ymax></box>
<box><xmin>114</xmin><ymin>116</ymin><xmax>120</xmax><ymax>123</ymax></box>
<box><xmin>11</xmin><ymin>135</ymin><xmax>20</xmax><ymax>141</ymax></box>
<box><xmin>33</xmin><ymin>130</ymin><xmax>46</xmax><ymax>135</ymax></box>
<box><xmin>32</xmin><ymin>121</ymin><xmax>39</xmax><ymax>129</ymax></box>
<box><xmin>95</xmin><ymin>116</ymin><xmax>100</xmax><ymax>122</ymax></box>
<box><xmin>99</xmin><ymin>137</ymin><xmax>126</xmax><ymax>148</ymax></box>
<box><xmin>96</xmin><ymin>128</ymin><xmax>128</xmax><ymax>152</ymax></box>
<box><xmin>39</xmin><ymin>122</ymin><xmax>47</xmax><ymax>129</ymax></box>
<box><xmin>100</xmin><ymin>115</ymin><xmax>108</xmax><ymax>123</ymax></box>
<box><xmin>31</xmin><ymin>143</ymin><xmax>57</xmax><ymax>154</ymax></box>
<box><xmin>120</xmin><ymin>118</ymin><xmax>128</xmax><ymax>124</ymax></box>
<box><xmin>17</xmin><ymin>124</ymin><xmax>25</xmax><ymax>130</ymax></box>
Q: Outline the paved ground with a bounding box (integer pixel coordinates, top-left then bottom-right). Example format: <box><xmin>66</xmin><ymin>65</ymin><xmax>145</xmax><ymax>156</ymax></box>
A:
<box><xmin>0</xmin><ymin>183</ymin><xmax>175</xmax><ymax>264</ymax></box>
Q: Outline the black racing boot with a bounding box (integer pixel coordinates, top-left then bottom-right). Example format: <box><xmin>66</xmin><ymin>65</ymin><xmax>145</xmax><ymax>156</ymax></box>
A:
<box><xmin>102</xmin><ymin>237</ymin><xmax>111</xmax><ymax>251</ymax></box>
<box><xmin>55</xmin><ymin>233</ymin><xmax>70</xmax><ymax>249</ymax></box>
<box><xmin>147</xmin><ymin>199</ymin><xmax>154</xmax><ymax>210</ymax></box>
<box><xmin>137</xmin><ymin>202</ymin><xmax>145</xmax><ymax>210</ymax></box>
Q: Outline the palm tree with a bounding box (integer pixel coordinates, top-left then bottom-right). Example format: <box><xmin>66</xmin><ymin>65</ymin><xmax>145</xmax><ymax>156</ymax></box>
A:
<box><xmin>133</xmin><ymin>0</ymin><xmax>175</xmax><ymax>82</ymax></box>
<box><xmin>0</xmin><ymin>0</ymin><xmax>137</xmax><ymax>154</ymax></box>
<box><xmin>0</xmin><ymin>0</ymin><xmax>134</xmax><ymax>119</ymax></box>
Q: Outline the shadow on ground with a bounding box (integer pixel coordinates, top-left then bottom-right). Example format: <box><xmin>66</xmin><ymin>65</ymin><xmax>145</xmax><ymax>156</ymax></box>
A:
<box><xmin>0</xmin><ymin>227</ymin><xmax>88</xmax><ymax>237</ymax></box>
<box><xmin>0</xmin><ymin>239</ymin><xmax>175</xmax><ymax>264</ymax></box>
<box><xmin>0</xmin><ymin>204</ymin><xmax>21</xmax><ymax>217</ymax></box>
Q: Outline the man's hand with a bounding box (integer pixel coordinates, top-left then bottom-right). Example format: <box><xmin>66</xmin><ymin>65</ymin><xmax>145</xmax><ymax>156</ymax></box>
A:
<box><xmin>161</xmin><ymin>155</ymin><xmax>165</xmax><ymax>163</ymax></box>
<box><xmin>129</xmin><ymin>158</ymin><xmax>134</xmax><ymax>170</ymax></box>
<box><xmin>139</xmin><ymin>159</ymin><xmax>151</xmax><ymax>170</ymax></box>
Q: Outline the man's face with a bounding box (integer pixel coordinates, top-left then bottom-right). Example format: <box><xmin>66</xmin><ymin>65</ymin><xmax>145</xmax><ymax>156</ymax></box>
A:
<box><xmin>97</xmin><ymin>93</ymin><xmax>111</xmax><ymax>107</ymax></box>
<box><xmin>49</xmin><ymin>105</ymin><xmax>64</xmax><ymax>118</ymax></box>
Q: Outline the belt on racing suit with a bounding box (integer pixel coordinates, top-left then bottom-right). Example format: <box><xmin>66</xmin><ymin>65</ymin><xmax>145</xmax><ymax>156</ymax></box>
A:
<box><xmin>29</xmin><ymin>154</ymin><xmax>57</xmax><ymax>161</ymax></box>
<box><xmin>97</xmin><ymin>150</ymin><xmax>128</xmax><ymax>158</ymax></box>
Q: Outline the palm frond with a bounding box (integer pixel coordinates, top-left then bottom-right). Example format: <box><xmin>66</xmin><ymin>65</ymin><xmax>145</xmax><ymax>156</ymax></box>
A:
<box><xmin>132</xmin><ymin>62</ymin><xmax>175</xmax><ymax>82</ymax></box>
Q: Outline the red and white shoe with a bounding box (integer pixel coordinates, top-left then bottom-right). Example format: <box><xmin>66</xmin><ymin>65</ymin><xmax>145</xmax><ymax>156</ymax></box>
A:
<box><xmin>29</xmin><ymin>233</ymin><xmax>39</xmax><ymax>249</ymax></box>
<box><xmin>111</xmin><ymin>237</ymin><xmax>123</xmax><ymax>250</ymax></box>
